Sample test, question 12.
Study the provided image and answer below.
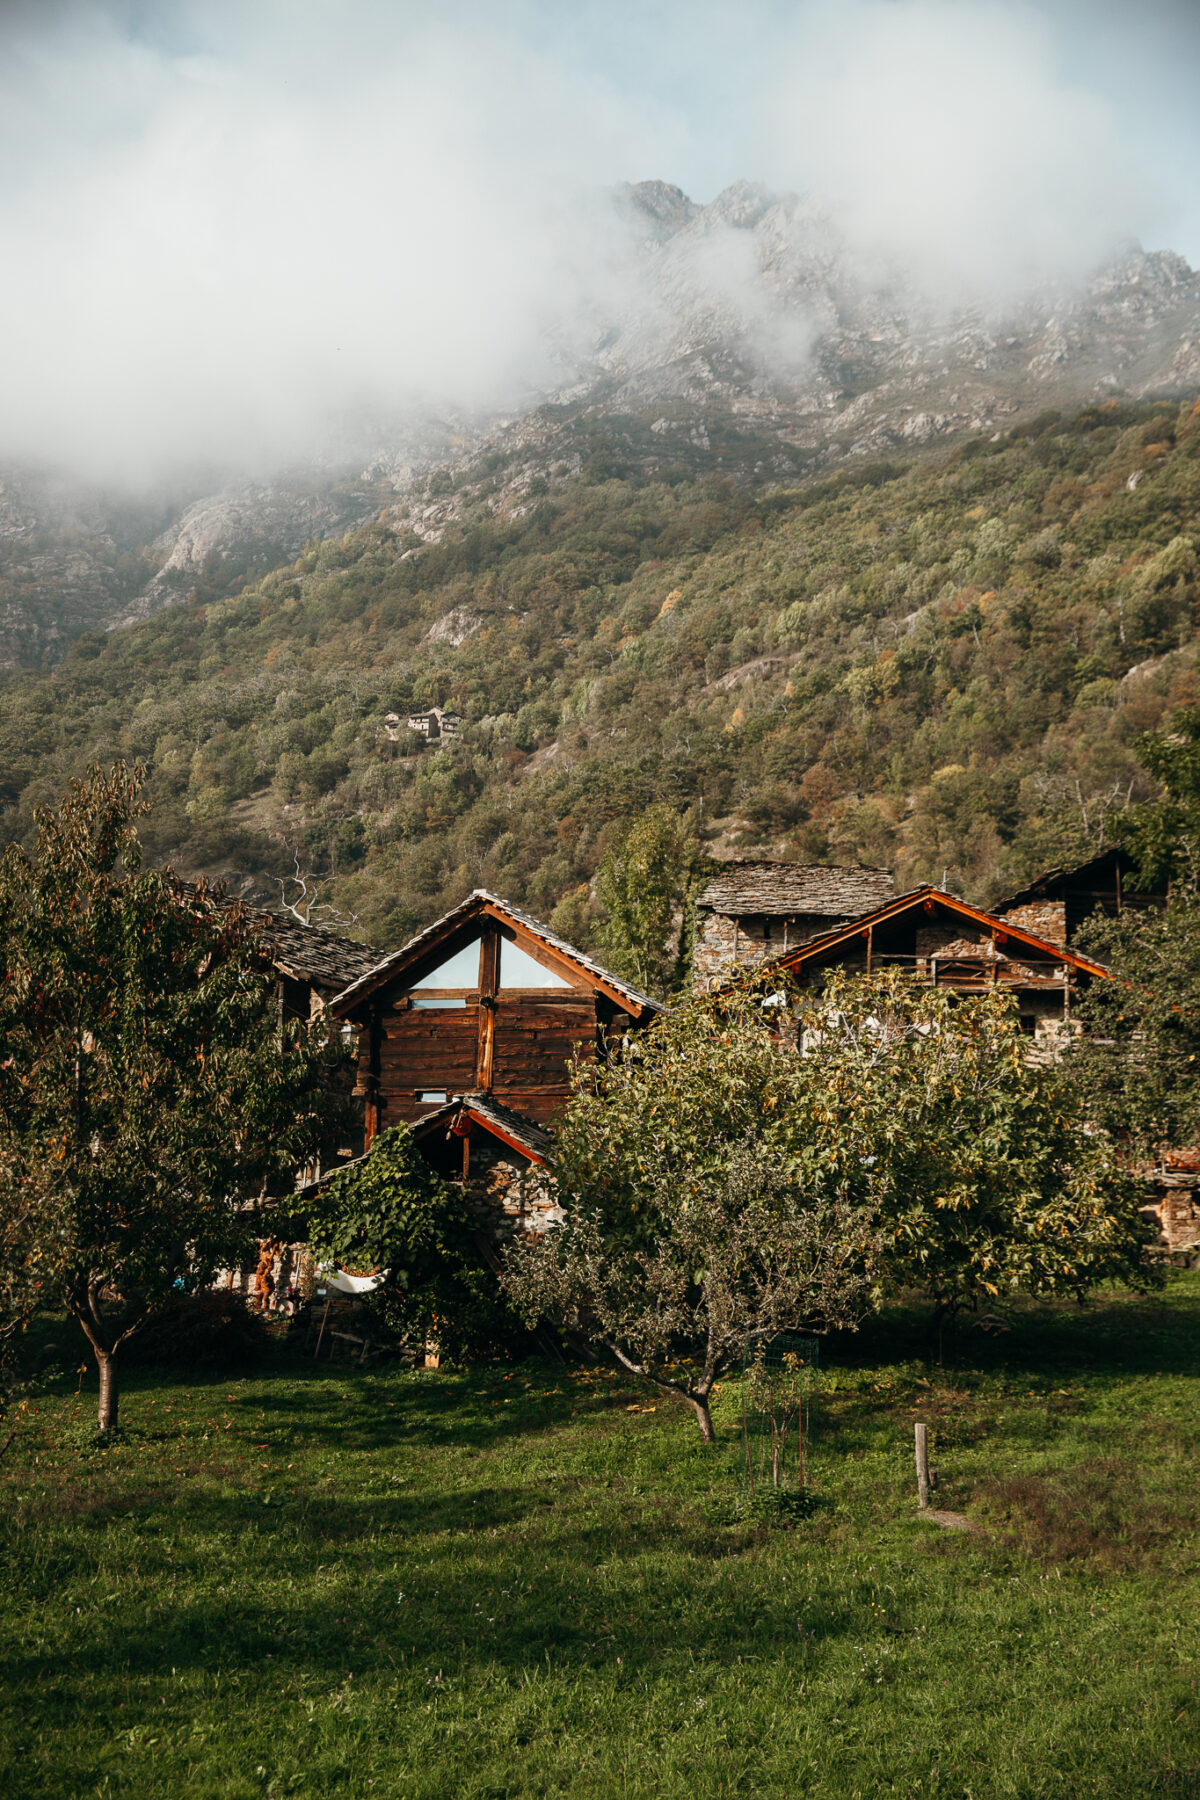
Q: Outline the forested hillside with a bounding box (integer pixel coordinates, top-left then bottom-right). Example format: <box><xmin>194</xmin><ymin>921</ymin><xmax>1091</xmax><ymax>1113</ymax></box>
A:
<box><xmin>1</xmin><ymin>394</ymin><xmax>1197</xmax><ymax>951</ymax></box>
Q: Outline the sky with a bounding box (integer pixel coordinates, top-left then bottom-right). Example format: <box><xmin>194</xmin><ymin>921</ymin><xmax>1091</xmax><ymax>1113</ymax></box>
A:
<box><xmin>1</xmin><ymin>0</ymin><xmax>1198</xmax><ymax>487</ymax></box>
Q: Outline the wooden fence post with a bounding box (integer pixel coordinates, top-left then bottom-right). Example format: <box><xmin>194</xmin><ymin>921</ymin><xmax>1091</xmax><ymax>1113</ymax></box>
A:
<box><xmin>915</xmin><ymin>1421</ymin><xmax>931</xmax><ymax>1509</ymax></box>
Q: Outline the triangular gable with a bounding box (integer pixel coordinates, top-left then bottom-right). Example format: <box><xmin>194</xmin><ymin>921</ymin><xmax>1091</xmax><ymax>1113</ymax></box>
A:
<box><xmin>988</xmin><ymin>848</ymin><xmax>1128</xmax><ymax>915</ymax></box>
<box><xmin>290</xmin><ymin>1094</ymin><xmax>551</xmax><ymax>1202</ymax></box>
<box><xmin>410</xmin><ymin>1094</ymin><xmax>551</xmax><ymax>1165</ymax></box>
<box><xmin>762</xmin><ymin>886</ymin><xmax>1111</xmax><ymax>981</ymax></box>
<box><xmin>331</xmin><ymin>890</ymin><xmax>660</xmax><ymax>1021</ymax></box>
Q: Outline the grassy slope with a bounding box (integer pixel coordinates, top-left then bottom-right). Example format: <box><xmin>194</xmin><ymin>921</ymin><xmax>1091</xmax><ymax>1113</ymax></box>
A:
<box><xmin>1</xmin><ymin>395</ymin><xmax>1199</xmax><ymax>950</ymax></box>
<box><xmin>2</xmin><ymin>1279</ymin><xmax>1198</xmax><ymax>1799</ymax></box>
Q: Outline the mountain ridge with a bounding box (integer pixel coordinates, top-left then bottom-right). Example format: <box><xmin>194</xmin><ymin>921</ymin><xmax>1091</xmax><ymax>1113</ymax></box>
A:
<box><xmin>2</xmin><ymin>179</ymin><xmax>1199</xmax><ymax>667</ymax></box>
<box><xmin>2</xmin><ymin>388</ymin><xmax>1197</xmax><ymax>959</ymax></box>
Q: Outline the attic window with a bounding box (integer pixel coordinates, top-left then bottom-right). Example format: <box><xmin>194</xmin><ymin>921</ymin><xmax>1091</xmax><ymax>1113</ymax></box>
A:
<box><xmin>500</xmin><ymin>940</ymin><xmax>570</xmax><ymax>988</ymax></box>
<box><xmin>411</xmin><ymin>938</ymin><xmax>481</xmax><ymax>989</ymax></box>
<box><xmin>415</xmin><ymin>1090</ymin><xmax>448</xmax><ymax>1103</ymax></box>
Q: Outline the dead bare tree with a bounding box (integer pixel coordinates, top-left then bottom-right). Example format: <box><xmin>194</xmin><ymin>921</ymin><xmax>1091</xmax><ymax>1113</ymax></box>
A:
<box><xmin>274</xmin><ymin>849</ymin><xmax>359</xmax><ymax>931</ymax></box>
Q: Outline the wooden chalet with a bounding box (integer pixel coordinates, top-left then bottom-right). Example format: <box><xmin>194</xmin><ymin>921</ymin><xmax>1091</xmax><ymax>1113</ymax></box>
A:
<box><xmin>761</xmin><ymin>885</ymin><xmax>1109</xmax><ymax>1043</ymax></box>
<box><xmin>693</xmin><ymin>861</ymin><xmax>895</xmax><ymax>990</ymax></box>
<box><xmin>990</xmin><ymin>847</ymin><xmax>1167</xmax><ymax>950</ymax></box>
<box><xmin>330</xmin><ymin>890</ymin><xmax>660</xmax><ymax>1138</ymax></box>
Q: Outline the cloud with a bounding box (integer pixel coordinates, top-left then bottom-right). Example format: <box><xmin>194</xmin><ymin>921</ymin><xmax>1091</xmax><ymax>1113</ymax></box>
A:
<box><xmin>0</xmin><ymin>1</ymin><xmax>1188</xmax><ymax>487</ymax></box>
<box><xmin>760</xmin><ymin>0</ymin><xmax>1157</xmax><ymax>306</ymax></box>
<box><xmin>0</xmin><ymin>2</ymin><xmax>681</xmax><ymax>485</ymax></box>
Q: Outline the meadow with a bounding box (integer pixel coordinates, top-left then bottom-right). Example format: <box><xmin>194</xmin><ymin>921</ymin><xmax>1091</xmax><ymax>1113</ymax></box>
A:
<box><xmin>1</xmin><ymin>1278</ymin><xmax>1198</xmax><ymax>1800</ymax></box>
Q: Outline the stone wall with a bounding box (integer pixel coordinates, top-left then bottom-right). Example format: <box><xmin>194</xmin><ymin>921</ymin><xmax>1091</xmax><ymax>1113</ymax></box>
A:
<box><xmin>693</xmin><ymin>912</ymin><xmax>744</xmax><ymax>988</ymax></box>
<box><xmin>1145</xmin><ymin>1178</ymin><xmax>1200</xmax><ymax>1254</ymax></box>
<box><xmin>915</xmin><ymin>922</ymin><xmax>987</xmax><ymax>956</ymax></box>
<box><xmin>468</xmin><ymin>1157</ymin><xmax>564</xmax><ymax>1237</ymax></box>
<box><xmin>998</xmin><ymin>901</ymin><xmax>1067</xmax><ymax>947</ymax></box>
<box><xmin>693</xmin><ymin>909</ymin><xmax>854</xmax><ymax>990</ymax></box>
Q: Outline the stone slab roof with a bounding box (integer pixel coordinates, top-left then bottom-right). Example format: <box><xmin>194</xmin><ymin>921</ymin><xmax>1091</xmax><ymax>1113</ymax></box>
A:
<box><xmin>174</xmin><ymin>880</ymin><xmax>381</xmax><ymax>996</ymax></box>
<box><xmin>413</xmin><ymin>1094</ymin><xmax>553</xmax><ymax>1163</ymax></box>
<box><xmin>696</xmin><ymin>860</ymin><xmax>895</xmax><ymax>918</ymax></box>
<box><xmin>988</xmin><ymin>847</ymin><xmax>1134</xmax><ymax>916</ymax></box>
<box><xmin>252</xmin><ymin>909</ymin><xmax>382</xmax><ymax>995</ymax></box>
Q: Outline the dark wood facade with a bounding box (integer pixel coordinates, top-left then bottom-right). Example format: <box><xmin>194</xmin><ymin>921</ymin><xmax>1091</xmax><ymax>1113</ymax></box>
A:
<box><xmin>331</xmin><ymin>891</ymin><xmax>659</xmax><ymax>1139</ymax></box>
<box><xmin>990</xmin><ymin>848</ymin><xmax>1167</xmax><ymax>950</ymax></box>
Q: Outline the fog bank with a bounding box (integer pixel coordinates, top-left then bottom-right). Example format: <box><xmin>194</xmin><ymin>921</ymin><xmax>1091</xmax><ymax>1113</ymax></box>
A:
<box><xmin>0</xmin><ymin>0</ymin><xmax>1190</xmax><ymax>487</ymax></box>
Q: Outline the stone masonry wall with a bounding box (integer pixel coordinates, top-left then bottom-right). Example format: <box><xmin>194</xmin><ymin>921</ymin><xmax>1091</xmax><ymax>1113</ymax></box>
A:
<box><xmin>693</xmin><ymin>911</ymin><xmax>742</xmax><ymax>987</ymax></box>
<box><xmin>998</xmin><ymin>901</ymin><xmax>1067</xmax><ymax>947</ymax></box>
<box><xmin>693</xmin><ymin>910</ymin><xmax>854</xmax><ymax>990</ymax></box>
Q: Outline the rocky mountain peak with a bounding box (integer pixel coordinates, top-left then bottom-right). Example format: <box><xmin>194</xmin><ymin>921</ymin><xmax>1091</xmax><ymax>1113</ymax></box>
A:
<box><xmin>2</xmin><ymin>179</ymin><xmax>1198</xmax><ymax>664</ymax></box>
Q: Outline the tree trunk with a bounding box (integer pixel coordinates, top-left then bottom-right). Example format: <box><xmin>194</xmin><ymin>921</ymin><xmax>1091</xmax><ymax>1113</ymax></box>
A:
<box><xmin>689</xmin><ymin>1394</ymin><xmax>716</xmax><ymax>1442</ymax></box>
<box><xmin>96</xmin><ymin>1349</ymin><xmax>119</xmax><ymax>1433</ymax></box>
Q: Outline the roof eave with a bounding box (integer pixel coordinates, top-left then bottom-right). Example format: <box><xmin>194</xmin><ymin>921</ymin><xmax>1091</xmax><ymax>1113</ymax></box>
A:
<box><xmin>764</xmin><ymin>887</ymin><xmax>1110</xmax><ymax>980</ymax></box>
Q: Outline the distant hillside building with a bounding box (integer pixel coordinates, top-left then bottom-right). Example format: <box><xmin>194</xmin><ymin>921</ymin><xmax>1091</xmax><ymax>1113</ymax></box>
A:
<box><xmin>404</xmin><ymin>706</ymin><xmax>461</xmax><ymax>743</ymax></box>
<box><xmin>693</xmin><ymin>860</ymin><xmax>895</xmax><ymax>989</ymax></box>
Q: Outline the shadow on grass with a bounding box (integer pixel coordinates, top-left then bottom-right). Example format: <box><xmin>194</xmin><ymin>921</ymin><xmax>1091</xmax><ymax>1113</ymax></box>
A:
<box><xmin>21</xmin><ymin>1321</ymin><xmax>640</xmax><ymax>1456</ymax></box>
<box><xmin>210</xmin><ymin>1370</ymin><xmax>632</xmax><ymax>1454</ymax></box>
<box><xmin>0</xmin><ymin>1472</ymin><xmax>843</xmax><ymax>1696</ymax></box>
<box><xmin>823</xmin><ymin>1272</ymin><xmax>1200</xmax><ymax>1382</ymax></box>
<box><xmin>973</xmin><ymin>1456</ymin><xmax>1199</xmax><ymax>1572</ymax></box>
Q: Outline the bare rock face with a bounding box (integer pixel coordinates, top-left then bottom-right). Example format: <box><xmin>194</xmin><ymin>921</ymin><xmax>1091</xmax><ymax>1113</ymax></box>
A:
<box><xmin>372</xmin><ymin>185</ymin><xmax>1200</xmax><ymax>547</ymax></box>
<box><xmin>424</xmin><ymin>605</ymin><xmax>483</xmax><ymax>647</ymax></box>
<box><xmin>110</xmin><ymin>482</ymin><xmax>379</xmax><ymax>630</ymax></box>
<box><xmin>574</xmin><ymin>181</ymin><xmax>1200</xmax><ymax>460</ymax></box>
<box><xmin>0</xmin><ymin>468</ymin><xmax>177</xmax><ymax>666</ymax></box>
<box><xmin>2</xmin><ymin>177</ymin><xmax>1199</xmax><ymax>663</ymax></box>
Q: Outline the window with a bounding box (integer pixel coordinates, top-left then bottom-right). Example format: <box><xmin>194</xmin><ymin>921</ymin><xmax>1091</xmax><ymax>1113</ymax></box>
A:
<box><xmin>415</xmin><ymin>1090</ymin><xmax>448</xmax><ymax>1103</ymax></box>
<box><xmin>500</xmin><ymin>939</ymin><xmax>570</xmax><ymax>989</ymax></box>
<box><xmin>411</xmin><ymin>997</ymin><xmax>468</xmax><ymax>1009</ymax></box>
<box><xmin>411</xmin><ymin>939</ymin><xmax>481</xmax><ymax>989</ymax></box>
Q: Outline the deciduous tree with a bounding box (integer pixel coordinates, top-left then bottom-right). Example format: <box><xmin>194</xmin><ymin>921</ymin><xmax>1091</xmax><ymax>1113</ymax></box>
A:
<box><xmin>0</xmin><ymin>764</ymin><xmax>332</xmax><ymax>1431</ymax></box>
<box><xmin>505</xmin><ymin>971</ymin><xmax>1153</xmax><ymax>1435</ymax></box>
<box><xmin>1113</xmin><ymin>705</ymin><xmax>1200</xmax><ymax>891</ymax></box>
<box><xmin>594</xmin><ymin>804</ymin><xmax>703</xmax><ymax>1000</ymax></box>
<box><xmin>305</xmin><ymin>1125</ymin><xmax>532</xmax><ymax>1363</ymax></box>
<box><xmin>1065</xmin><ymin>893</ymin><xmax>1200</xmax><ymax>1159</ymax></box>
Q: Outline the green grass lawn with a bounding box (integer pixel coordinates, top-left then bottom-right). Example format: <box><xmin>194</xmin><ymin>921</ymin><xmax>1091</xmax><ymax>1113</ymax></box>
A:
<box><xmin>2</xmin><ymin>1279</ymin><xmax>1198</xmax><ymax>1800</ymax></box>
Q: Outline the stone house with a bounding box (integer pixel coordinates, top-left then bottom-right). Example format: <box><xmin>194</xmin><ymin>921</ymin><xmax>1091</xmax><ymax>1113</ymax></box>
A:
<box><xmin>693</xmin><ymin>860</ymin><xmax>895</xmax><ymax>990</ymax></box>
<box><xmin>217</xmin><ymin>908</ymin><xmax>381</xmax><ymax>1304</ymax></box>
<box><xmin>410</xmin><ymin>1094</ymin><xmax>561</xmax><ymax>1237</ymax></box>
<box><xmin>256</xmin><ymin>908</ymin><xmax>382</xmax><ymax>1023</ymax></box>
<box><xmin>405</xmin><ymin>706</ymin><xmax>462</xmax><ymax>743</ymax></box>
<box><xmin>762</xmin><ymin>885</ymin><xmax>1108</xmax><ymax>1047</ymax></box>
